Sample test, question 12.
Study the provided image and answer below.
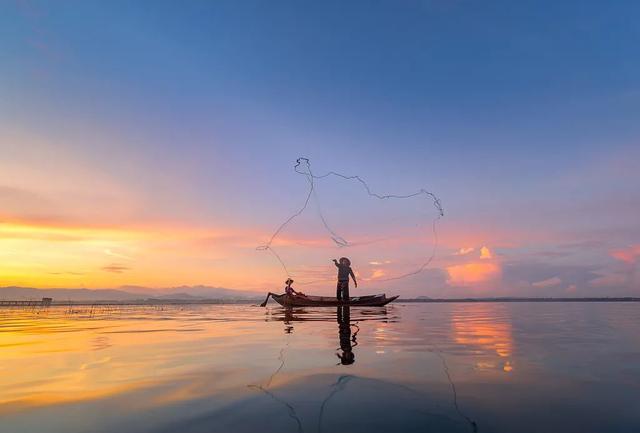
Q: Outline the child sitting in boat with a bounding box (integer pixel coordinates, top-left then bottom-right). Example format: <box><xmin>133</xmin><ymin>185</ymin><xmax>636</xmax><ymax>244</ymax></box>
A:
<box><xmin>260</xmin><ymin>278</ymin><xmax>303</xmax><ymax>307</ymax></box>
<box><xmin>333</xmin><ymin>257</ymin><xmax>357</xmax><ymax>302</ymax></box>
<box><xmin>284</xmin><ymin>278</ymin><xmax>298</xmax><ymax>296</ymax></box>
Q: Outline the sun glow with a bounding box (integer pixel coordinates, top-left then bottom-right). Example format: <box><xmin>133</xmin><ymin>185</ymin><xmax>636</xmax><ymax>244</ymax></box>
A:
<box><xmin>0</xmin><ymin>221</ymin><xmax>274</xmax><ymax>289</ymax></box>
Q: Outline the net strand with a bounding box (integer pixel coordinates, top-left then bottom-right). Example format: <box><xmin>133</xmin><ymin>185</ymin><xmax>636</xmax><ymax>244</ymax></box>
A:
<box><xmin>257</xmin><ymin>157</ymin><xmax>444</xmax><ymax>285</ymax></box>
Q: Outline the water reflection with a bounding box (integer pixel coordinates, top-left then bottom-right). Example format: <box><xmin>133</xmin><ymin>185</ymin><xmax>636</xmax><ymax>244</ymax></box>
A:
<box><xmin>450</xmin><ymin>304</ymin><xmax>514</xmax><ymax>372</ymax></box>
<box><xmin>2</xmin><ymin>303</ymin><xmax>640</xmax><ymax>433</ymax></box>
<box><xmin>337</xmin><ymin>306</ymin><xmax>358</xmax><ymax>365</ymax></box>
<box><xmin>265</xmin><ymin>306</ymin><xmax>392</xmax><ymax>365</ymax></box>
<box><xmin>265</xmin><ymin>305</ymin><xmax>393</xmax><ymax>324</ymax></box>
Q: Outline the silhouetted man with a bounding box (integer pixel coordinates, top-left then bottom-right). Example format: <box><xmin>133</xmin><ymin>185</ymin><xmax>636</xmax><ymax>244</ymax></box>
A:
<box><xmin>333</xmin><ymin>257</ymin><xmax>357</xmax><ymax>302</ymax></box>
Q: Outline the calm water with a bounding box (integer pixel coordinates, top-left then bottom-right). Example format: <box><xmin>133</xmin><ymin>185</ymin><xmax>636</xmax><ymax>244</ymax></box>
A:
<box><xmin>1</xmin><ymin>302</ymin><xmax>639</xmax><ymax>433</ymax></box>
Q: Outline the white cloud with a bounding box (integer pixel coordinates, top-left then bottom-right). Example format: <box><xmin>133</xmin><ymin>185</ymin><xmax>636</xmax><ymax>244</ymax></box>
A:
<box><xmin>455</xmin><ymin>247</ymin><xmax>475</xmax><ymax>256</ymax></box>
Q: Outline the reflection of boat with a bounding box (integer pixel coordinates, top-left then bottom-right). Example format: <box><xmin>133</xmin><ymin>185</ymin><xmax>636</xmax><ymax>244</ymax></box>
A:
<box><xmin>269</xmin><ymin>293</ymin><xmax>398</xmax><ymax>307</ymax></box>
<box><xmin>264</xmin><ymin>306</ymin><xmax>393</xmax><ymax>327</ymax></box>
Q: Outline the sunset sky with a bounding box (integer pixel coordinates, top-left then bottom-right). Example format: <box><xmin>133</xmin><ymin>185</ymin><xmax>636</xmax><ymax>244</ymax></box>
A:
<box><xmin>1</xmin><ymin>1</ymin><xmax>639</xmax><ymax>297</ymax></box>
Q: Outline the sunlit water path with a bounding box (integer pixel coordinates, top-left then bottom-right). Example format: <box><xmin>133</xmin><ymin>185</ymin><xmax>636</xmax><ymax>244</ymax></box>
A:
<box><xmin>1</xmin><ymin>303</ymin><xmax>639</xmax><ymax>433</ymax></box>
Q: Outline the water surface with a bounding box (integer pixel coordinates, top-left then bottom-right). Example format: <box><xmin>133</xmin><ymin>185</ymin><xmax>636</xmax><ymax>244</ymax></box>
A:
<box><xmin>1</xmin><ymin>302</ymin><xmax>639</xmax><ymax>433</ymax></box>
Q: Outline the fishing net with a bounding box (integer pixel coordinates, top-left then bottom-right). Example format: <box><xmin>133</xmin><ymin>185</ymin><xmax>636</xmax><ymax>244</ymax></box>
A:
<box><xmin>257</xmin><ymin>158</ymin><xmax>444</xmax><ymax>286</ymax></box>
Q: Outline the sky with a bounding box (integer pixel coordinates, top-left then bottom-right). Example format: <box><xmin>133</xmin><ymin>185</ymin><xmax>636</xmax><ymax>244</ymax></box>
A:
<box><xmin>1</xmin><ymin>0</ymin><xmax>639</xmax><ymax>297</ymax></box>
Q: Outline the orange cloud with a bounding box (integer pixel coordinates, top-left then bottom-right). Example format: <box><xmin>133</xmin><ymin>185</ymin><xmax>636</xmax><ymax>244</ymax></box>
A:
<box><xmin>480</xmin><ymin>246</ymin><xmax>493</xmax><ymax>259</ymax></box>
<box><xmin>446</xmin><ymin>262</ymin><xmax>500</xmax><ymax>286</ymax></box>
<box><xmin>370</xmin><ymin>269</ymin><xmax>386</xmax><ymax>279</ymax></box>
<box><xmin>445</xmin><ymin>244</ymin><xmax>501</xmax><ymax>286</ymax></box>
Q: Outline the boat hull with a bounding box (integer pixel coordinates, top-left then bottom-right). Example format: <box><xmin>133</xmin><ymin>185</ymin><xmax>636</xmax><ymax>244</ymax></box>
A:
<box><xmin>270</xmin><ymin>293</ymin><xmax>398</xmax><ymax>307</ymax></box>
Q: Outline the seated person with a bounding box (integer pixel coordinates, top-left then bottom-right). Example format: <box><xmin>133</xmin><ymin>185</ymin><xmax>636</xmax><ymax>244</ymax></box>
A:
<box><xmin>285</xmin><ymin>279</ymin><xmax>305</xmax><ymax>296</ymax></box>
<box><xmin>284</xmin><ymin>278</ymin><xmax>296</xmax><ymax>295</ymax></box>
<box><xmin>260</xmin><ymin>278</ymin><xmax>304</xmax><ymax>307</ymax></box>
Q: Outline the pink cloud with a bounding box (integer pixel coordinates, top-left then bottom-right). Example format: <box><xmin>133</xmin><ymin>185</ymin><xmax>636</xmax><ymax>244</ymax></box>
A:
<box><xmin>609</xmin><ymin>245</ymin><xmax>640</xmax><ymax>264</ymax></box>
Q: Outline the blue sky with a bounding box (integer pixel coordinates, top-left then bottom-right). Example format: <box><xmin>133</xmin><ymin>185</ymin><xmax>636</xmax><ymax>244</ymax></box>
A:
<box><xmin>1</xmin><ymin>1</ymin><xmax>639</xmax><ymax>295</ymax></box>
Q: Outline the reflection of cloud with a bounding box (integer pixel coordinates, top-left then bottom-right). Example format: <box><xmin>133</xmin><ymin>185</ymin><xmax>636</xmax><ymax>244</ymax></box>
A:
<box><xmin>101</xmin><ymin>263</ymin><xmax>130</xmax><ymax>273</ymax></box>
<box><xmin>80</xmin><ymin>357</ymin><xmax>112</xmax><ymax>370</ymax></box>
<box><xmin>451</xmin><ymin>305</ymin><xmax>513</xmax><ymax>371</ymax></box>
<box><xmin>453</xmin><ymin>324</ymin><xmax>513</xmax><ymax>357</ymax></box>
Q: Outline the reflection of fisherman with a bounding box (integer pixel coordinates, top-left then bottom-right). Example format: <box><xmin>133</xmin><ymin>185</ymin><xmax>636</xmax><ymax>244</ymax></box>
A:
<box><xmin>260</xmin><ymin>279</ymin><xmax>302</xmax><ymax>307</ymax></box>
<box><xmin>337</xmin><ymin>306</ymin><xmax>355</xmax><ymax>365</ymax></box>
<box><xmin>283</xmin><ymin>307</ymin><xmax>294</xmax><ymax>334</ymax></box>
<box><xmin>333</xmin><ymin>257</ymin><xmax>357</xmax><ymax>302</ymax></box>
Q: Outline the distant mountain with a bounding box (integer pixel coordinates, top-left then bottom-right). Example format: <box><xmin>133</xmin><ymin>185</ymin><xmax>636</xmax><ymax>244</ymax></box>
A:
<box><xmin>150</xmin><ymin>292</ymin><xmax>204</xmax><ymax>301</ymax></box>
<box><xmin>0</xmin><ymin>287</ymin><xmax>141</xmax><ymax>302</ymax></box>
<box><xmin>120</xmin><ymin>285</ymin><xmax>263</xmax><ymax>300</ymax></box>
<box><xmin>0</xmin><ymin>286</ymin><xmax>263</xmax><ymax>302</ymax></box>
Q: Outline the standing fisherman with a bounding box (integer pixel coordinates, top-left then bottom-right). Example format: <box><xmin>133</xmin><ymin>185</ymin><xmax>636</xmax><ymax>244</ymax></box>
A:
<box><xmin>333</xmin><ymin>257</ymin><xmax>357</xmax><ymax>302</ymax></box>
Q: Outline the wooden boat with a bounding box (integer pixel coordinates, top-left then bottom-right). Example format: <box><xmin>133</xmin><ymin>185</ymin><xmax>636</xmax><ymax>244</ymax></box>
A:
<box><xmin>270</xmin><ymin>293</ymin><xmax>398</xmax><ymax>307</ymax></box>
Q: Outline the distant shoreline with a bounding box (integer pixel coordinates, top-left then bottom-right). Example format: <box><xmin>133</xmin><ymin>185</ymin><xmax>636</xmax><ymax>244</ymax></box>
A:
<box><xmin>4</xmin><ymin>286</ymin><xmax>638</xmax><ymax>306</ymax></box>
<box><xmin>398</xmin><ymin>297</ymin><xmax>640</xmax><ymax>303</ymax></box>
<box><xmin>22</xmin><ymin>297</ymin><xmax>639</xmax><ymax>306</ymax></box>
